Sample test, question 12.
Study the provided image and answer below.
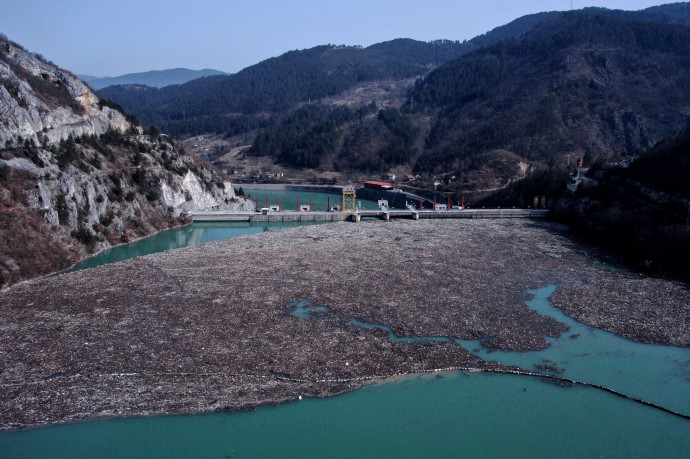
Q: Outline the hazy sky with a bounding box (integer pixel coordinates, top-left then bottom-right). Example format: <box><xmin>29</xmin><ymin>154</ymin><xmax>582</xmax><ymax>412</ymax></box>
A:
<box><xmin>0</xmin><ymin>0</ymin><xmax>679</xmax><ymax>76</ymax></box>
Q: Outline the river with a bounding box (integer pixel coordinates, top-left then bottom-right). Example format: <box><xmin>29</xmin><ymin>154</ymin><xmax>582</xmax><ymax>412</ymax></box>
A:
<box><xmin>2</xmin><ymin>284</ymin><xmax>688</xmax><ymax>457</ymax></box>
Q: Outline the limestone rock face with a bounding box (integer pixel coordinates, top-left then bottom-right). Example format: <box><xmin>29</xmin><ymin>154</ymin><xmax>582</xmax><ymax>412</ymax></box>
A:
<box><xmin>158</xmin><ymin>173</ymin><xmax>253</xmax><ymax>215</ymax></box>
<box><xmin>0</xmin><ymin>38</ymin><xmax>129</xmax><ymax>146</ymax></box>
<box><xmin>0</xmin><ymin>36</ymin><xmax>252</xmax><ymax>287</ymax></box>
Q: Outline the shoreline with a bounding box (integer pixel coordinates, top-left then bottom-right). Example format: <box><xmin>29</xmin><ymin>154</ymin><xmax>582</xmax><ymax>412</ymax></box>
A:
<box><xmin>58</xmin><ymin>220</ymin><xmax>194</xmax><ymax>274</ymax></box>
<box><xmin>0</xmin><ymin>219</ymin><xmax>688</xmax><ymax>429</ymax></box>
<box><xmin>3</xmin><ymin>219</ymin><xmax>194</xmax><ymax>291</ymax></box>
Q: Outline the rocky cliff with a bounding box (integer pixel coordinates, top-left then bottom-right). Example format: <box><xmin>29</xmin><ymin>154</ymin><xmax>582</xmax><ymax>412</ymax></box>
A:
<box><xmin>0</xmin><ymin>36</ymin><xmax>252</xmax><ymax>287</ymax></box>
<box><xmin>0</xmin><ymin>40</ymin><xmax>129</xmax><ymax>145</ymax></box>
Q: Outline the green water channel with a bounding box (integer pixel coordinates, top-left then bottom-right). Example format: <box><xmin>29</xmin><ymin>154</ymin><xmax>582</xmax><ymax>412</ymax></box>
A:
<box><xmin>72</xmin><ymin>187</ymin><xmax>383</xmax><ymax>273</ymax></box>
<box><xmin>291</xmin><ymin>285</ymin><xmax>690</xmax><ymax>415</ymax></box>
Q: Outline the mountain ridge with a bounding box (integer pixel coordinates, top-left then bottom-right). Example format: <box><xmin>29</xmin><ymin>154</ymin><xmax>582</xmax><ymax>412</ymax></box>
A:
<box><xmin>99</xmin><ymin>4</ymin><xmax>690</xmax><ymax>138</ymax></box>
<box><xmin>97</xmin><ymin>4</ymin><xmax>690</xmax><ymax>192</ymax></box>
<box><xmin>98</xmin><ymin>39</ymin><xmax>471</xmax><ymax>137</ymax></box>
<box><xmin>81</xmin><ymin>68</ymin><xmax>229</xmax><ymax>90</ymax></box>
<box><xmin>407</xmin><ymin>10</ymin><xmax>690</xmax><ymax>178</ymax></box>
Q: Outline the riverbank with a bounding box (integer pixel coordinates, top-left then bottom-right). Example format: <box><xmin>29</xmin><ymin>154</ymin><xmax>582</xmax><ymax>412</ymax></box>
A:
<box><xmin>0</xmin><ymin>219</ymin><xmax>688</xmax><ymax>429</ymax></box>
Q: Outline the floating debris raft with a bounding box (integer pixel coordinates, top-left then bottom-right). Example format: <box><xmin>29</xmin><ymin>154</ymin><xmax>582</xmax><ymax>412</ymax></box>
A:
<box><xmin>0</xmin><ymin>219</ymin><xmax>687</xmax><ymax>429</ymax></box>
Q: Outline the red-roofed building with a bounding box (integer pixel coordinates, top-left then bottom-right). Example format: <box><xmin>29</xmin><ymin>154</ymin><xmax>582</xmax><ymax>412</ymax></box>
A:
<box><xmin>363</xmin><ymin>181</ymin><xmax>394</xmax><ymax>191</ymax></box>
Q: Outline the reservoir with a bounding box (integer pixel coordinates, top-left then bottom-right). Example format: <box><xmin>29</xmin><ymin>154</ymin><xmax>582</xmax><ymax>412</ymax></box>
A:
<box><xmin>69</xmin><ymin>187</ymin><xmax>381</xmax><ymax>272</ymax></box>
<box><xmin>1</xmin><ymin>370</ymin><xmax>688</xmax><ymax>458</ymax></box>
<box><xmin>8</xmin><ymin>278</ymin><xmax>689</xmax><ymax>457</ymax></box>
<box><xmin>239</xmin><ymin>187</ymin><xmax>383</xmax><ymax>210</ymax></box>
<box><xmin>4</xmin><ymin>199</ymin><xmax>689</xmax><ymax>457</ymax></box>
<box><xmin>69</xmin><ymin>221</ymin><xmax>328</xmax><ymax>272</ymax></box>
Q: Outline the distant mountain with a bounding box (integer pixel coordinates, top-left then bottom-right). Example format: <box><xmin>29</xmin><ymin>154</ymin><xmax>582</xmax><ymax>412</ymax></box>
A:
<box><xmin>103</xmin><ymin>18</ymin><xmax>581</xmax><ymax>138</ymax></box>
<box><xmin>84</xmin><ymin>68</ymin><xmax>229</xmax><ymax>90</ymax></box>
<box><xmin>243</xmin><ymin>5</ymin><xmax>690</xmax><ymax>180</ymax></box>
<box><xmin>99</xmin><ymin>40</ymin><xmax>474</xmax><ymax>136</ymax></box>
<box><xmin>76</xmin><ymin>73</ymin><xmax>99</xmax><ymax>82</ymax></box>
<box><xmin>100</xmin><ymin>4</ymin><xmax>690</xmax><ymax>142</ymax></box>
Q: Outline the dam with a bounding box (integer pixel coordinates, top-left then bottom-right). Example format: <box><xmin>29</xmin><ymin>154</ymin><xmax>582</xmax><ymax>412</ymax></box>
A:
<box><xmin>188</xmin><ymin>208</ymin><xmax>550</xmax><ymax>222</ymax></box>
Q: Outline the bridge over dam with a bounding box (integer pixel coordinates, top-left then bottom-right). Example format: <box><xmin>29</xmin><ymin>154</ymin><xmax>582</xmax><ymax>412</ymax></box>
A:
<box><xmin>188</xmin><ymin>208</ymin><xmax>550</xmax><ymax>223</ymax></box>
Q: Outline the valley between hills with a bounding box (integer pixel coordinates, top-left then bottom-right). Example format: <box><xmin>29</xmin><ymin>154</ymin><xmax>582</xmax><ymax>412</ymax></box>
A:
<box><xmin>1</xmin><ymin>3</ymin><xmax>689</xmax><ymax>437</ymax></box>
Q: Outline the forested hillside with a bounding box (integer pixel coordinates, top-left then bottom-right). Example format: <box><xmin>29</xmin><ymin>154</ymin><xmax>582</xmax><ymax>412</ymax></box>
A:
<box><xmin>99</xmin><ymin>9</ymin><xmax>576</xmax><ymax>140</ymax></box>
<box><xmin>99</xmin><ymin>40</ymin><xmax>469</xmax><ymax>137</ymax></box>
<box><xmin>555</xmin><ymin>126</ymin><xmax>690</xmax><ymax>278</ymax></box>
<box><xmin>407</xmin><ymin>11</ymin><xmax>690</xmax><ymax>180</ymax></box>
<box><xmin>248</xmin><ymin>103</ymin><xmax>420</xmax><ymax>172</ymax></box>
<box><xmin>100</xmin><ymin>4</ymin><xmax>690</xmax><ymax>188</ymax></box>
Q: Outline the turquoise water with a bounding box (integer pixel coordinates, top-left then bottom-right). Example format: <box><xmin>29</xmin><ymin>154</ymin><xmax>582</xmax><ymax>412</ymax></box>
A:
<box><xmin>69</xmin><ymin>221</ymin><xmax>325</xmax><ymax>272</ymax></box>
<box><xmin>241</xmin><ymin>188</ymin><xmax>383</xmax><ymax>210</ymax></box>
<box><xmin>1</xmin><ymin>372</ymin><xmax>688</xmax><ymax>458</ymax></box>
<box><xmin>70</xmin><ymin>187</ymin><xmax>389</xmax><ymax>273</ymax></box>
<box><xmin>2</xmin><ymin>286</ymin><xmax>688</xmax><ymax>457</ymax></box>
<box><xmin>288</xmin><ymin>286</ymin><xmax>690</xmax><ymax>416</ymax></box>
<box><xmin>464</xmin><ymin>285</ymin><xmax>690</xmax><ymax>415</ymax></box>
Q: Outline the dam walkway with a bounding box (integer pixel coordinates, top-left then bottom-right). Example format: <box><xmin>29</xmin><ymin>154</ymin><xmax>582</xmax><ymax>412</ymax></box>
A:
<box><xmin>188</xmin><ymin>208</ymin><xmax>550</xmax><ymax>223</ymax></box>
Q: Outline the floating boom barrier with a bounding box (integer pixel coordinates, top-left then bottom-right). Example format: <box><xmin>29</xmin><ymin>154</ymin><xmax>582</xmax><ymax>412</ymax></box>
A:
<box><xmin>3</xmin><ymin>365</ymin><xmax>689</xmax><ymax>421</ymax></box>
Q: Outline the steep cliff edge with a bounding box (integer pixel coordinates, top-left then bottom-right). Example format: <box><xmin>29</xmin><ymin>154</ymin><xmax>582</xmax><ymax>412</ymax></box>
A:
<box><xmin>0</xmin><ymin>37</ymin><xmax>252</xmax><ymax>287</ymax></box>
